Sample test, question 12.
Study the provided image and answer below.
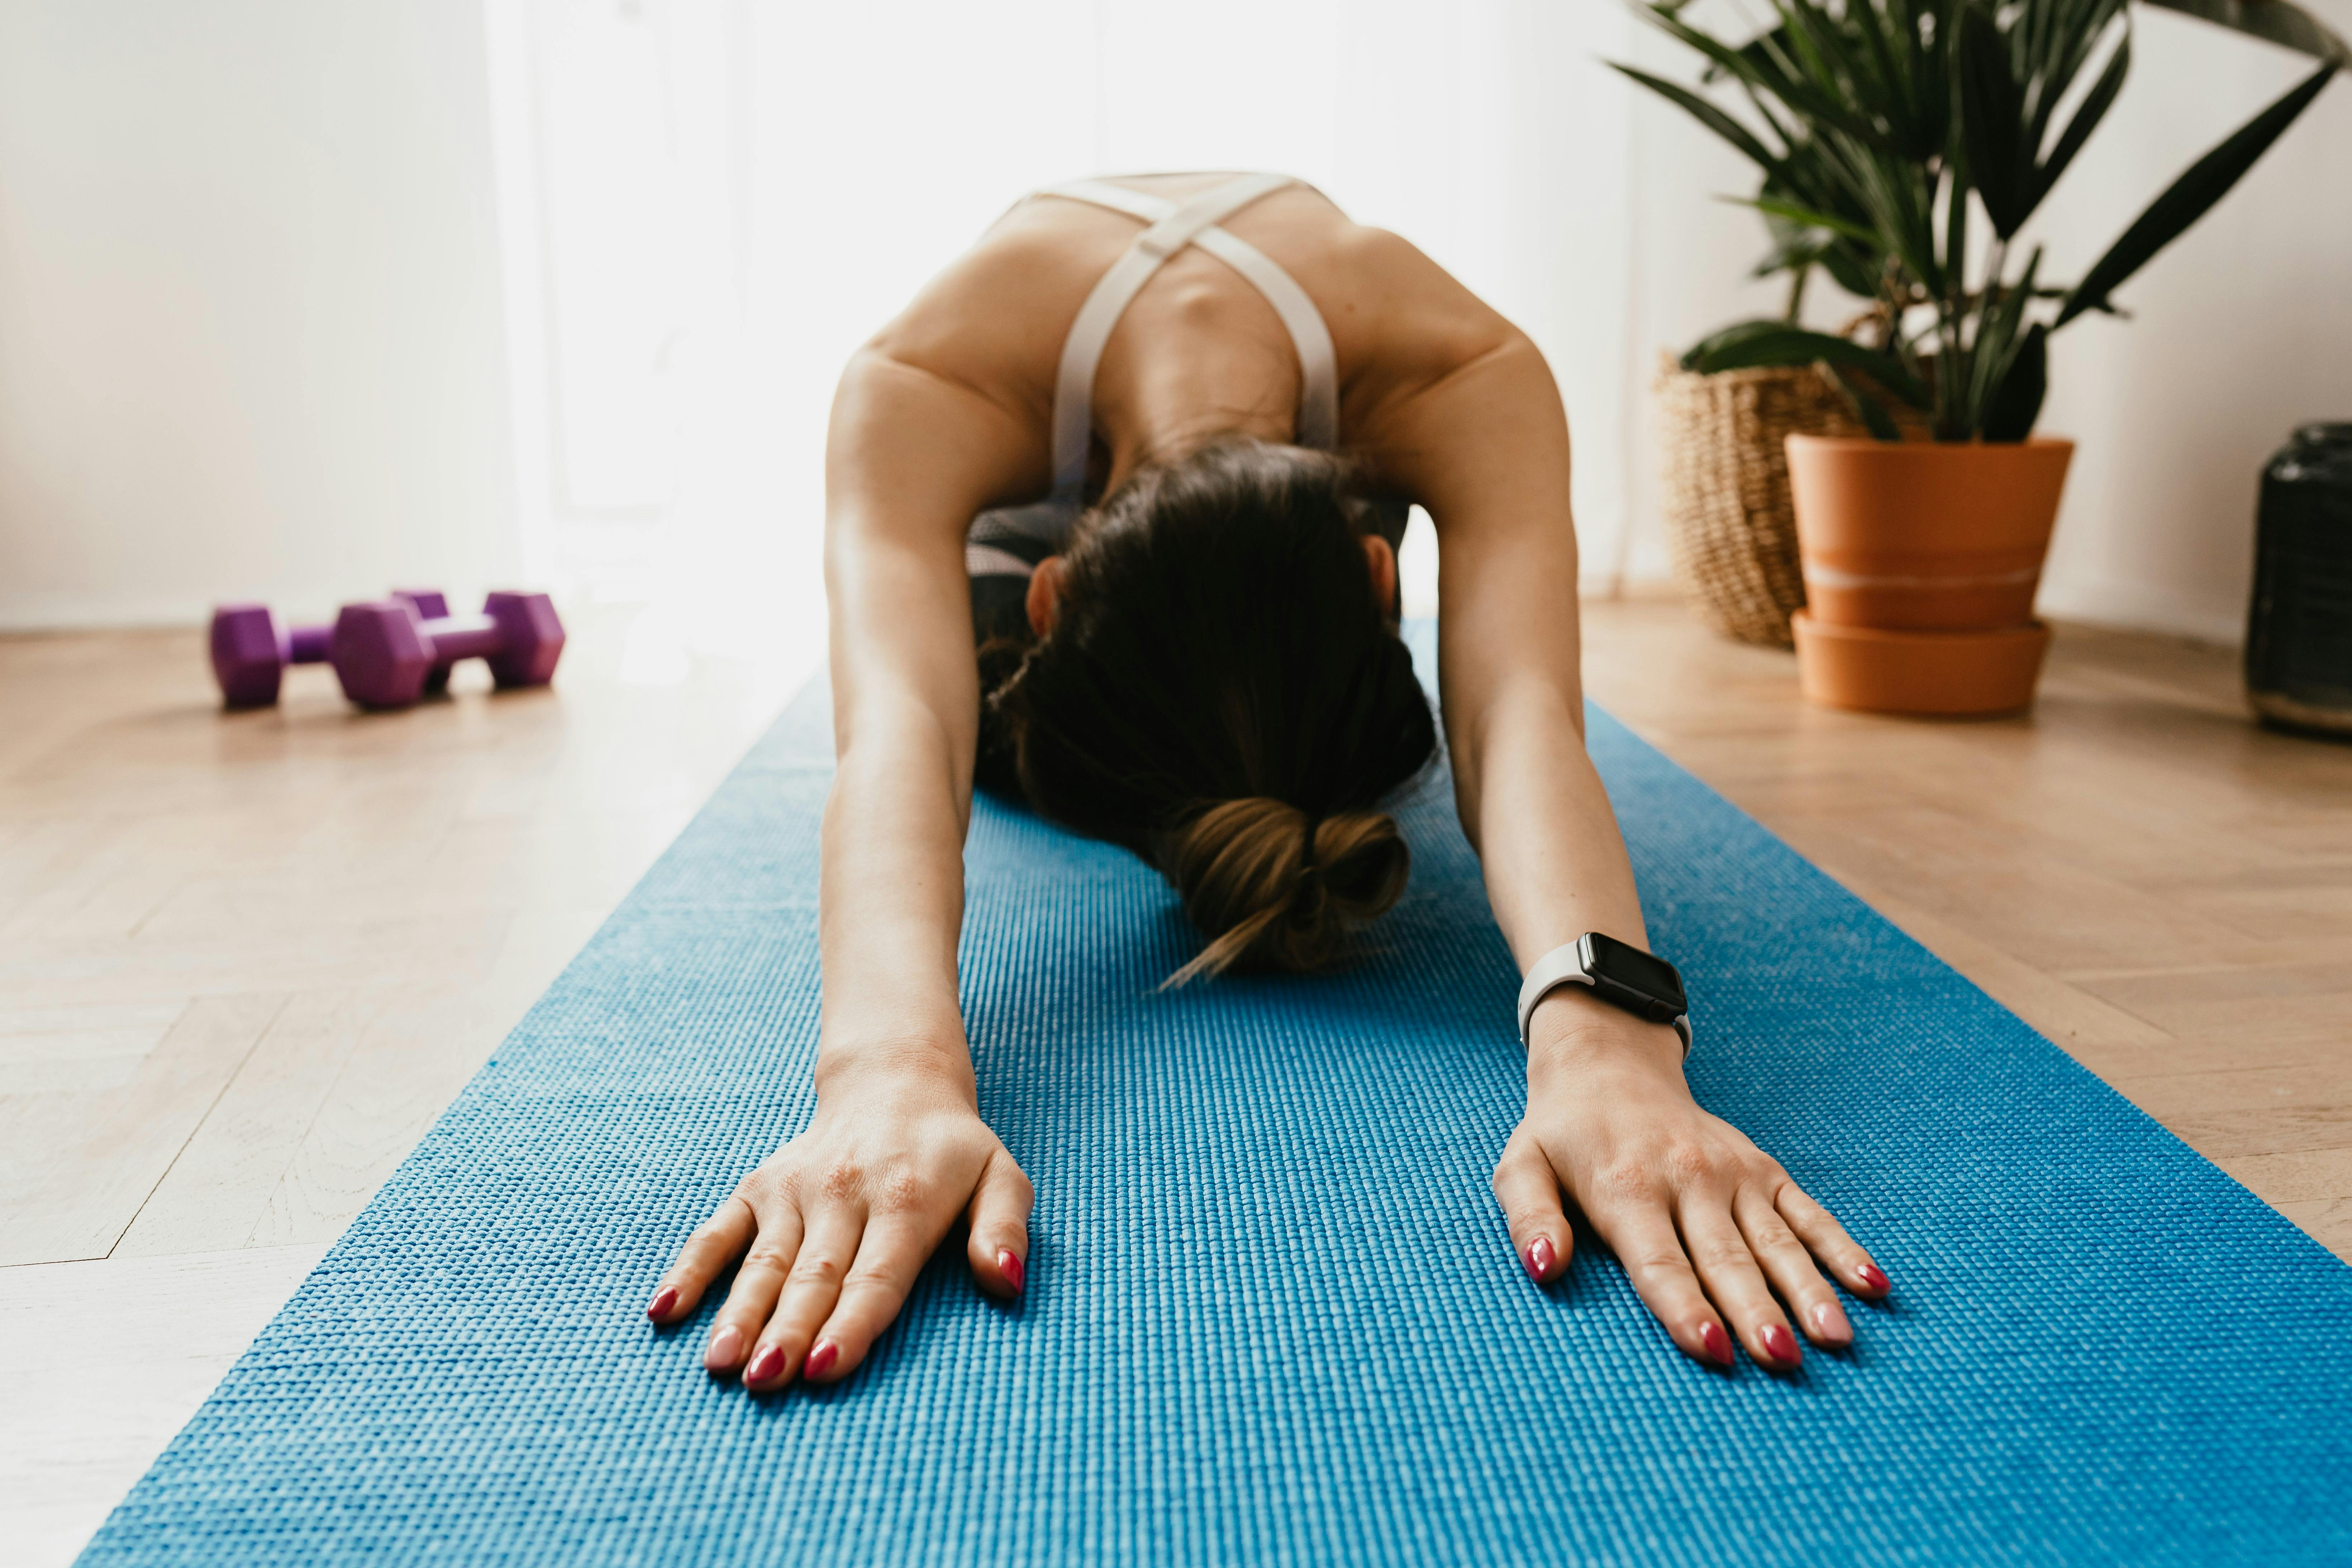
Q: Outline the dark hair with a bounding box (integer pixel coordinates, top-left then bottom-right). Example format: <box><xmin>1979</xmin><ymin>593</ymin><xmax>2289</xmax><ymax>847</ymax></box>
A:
<box><xmin>982</xmin><ymin>439</ymin><xmax>1438</xmax><ymax>983</ymax></box>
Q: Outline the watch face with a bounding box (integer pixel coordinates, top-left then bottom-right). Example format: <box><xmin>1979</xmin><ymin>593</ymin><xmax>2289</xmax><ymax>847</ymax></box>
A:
<box><xmin>1583</xmin><ymin>932</ymin><xmax>1687</xmax><ymax>1013</ymax></box>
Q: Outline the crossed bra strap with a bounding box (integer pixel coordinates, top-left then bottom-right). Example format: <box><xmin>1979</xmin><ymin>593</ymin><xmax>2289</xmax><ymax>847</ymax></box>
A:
<box><xmin>1035</xmin><ymin>174</ymin><xmax>1342</xmax><ymax>504</ymax></box>
<box><xmin>964</xmin><ymin>174</ymin><xmax>1345</xmax><ymax>577</ymax></box>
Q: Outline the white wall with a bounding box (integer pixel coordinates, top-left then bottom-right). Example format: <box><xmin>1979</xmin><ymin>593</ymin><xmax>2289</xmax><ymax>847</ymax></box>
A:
<box><xmin>0</xmin><ymin>1</ymin><xmax>2339</xmax><ymax>645</ymax></box>
<box><xmin>1620</xmin><ymin>1</ymin><xmax>2352</xmax><ymax>642</ymax></box>
<box><xmin>2032</xmin><ymin>7</ymin><xmax>2352</xmax><ymax>643</ymax></box>
<box><xmin>479</xmin><ymin>0</ymin><xmax>1635</xmax><ymax>664</ymax></box>
<box><xmin>0</xmin><ymin>0</ymin><xmax>515</xmax><ymax>631</ymax></box>
<box><xmin>1620</xmin><ymin>13</ymin><xmax>1792</xmax><ymax>589</ymax></box>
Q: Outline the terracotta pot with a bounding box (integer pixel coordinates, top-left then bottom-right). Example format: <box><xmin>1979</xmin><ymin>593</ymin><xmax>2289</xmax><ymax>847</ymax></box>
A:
<box><xmin>1790</xmin><ymin>613</ymin><xmax>2053</xmax><ymax>716</ymax></box>
<box><xmin>1785</xmin><ymin>435</ymin><xmax>2074</xmax><ymax>715</ymax></box>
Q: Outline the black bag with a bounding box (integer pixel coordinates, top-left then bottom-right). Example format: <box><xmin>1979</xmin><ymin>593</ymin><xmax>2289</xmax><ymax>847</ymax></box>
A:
<box><xmin>2246</xmin><ymin>422</ymin><xmax>2352</xmax><ymax>736</ymax></box>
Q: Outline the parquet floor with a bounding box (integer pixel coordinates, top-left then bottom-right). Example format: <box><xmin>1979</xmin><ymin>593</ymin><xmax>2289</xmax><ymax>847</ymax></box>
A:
<box><xmin>1581</xmin><ymin>600</ymin><xmax>2352</xmax><ymax>1258</ymax></box>
<box><xmin>0</xmin><ymin>607</ymin><xmax>805</xmax><ymax>1565</ymax></box>
<box><xmin>2</xmin><ymin>596</ymin><xmax>2346</xmax><ymax>1564</ymax></box>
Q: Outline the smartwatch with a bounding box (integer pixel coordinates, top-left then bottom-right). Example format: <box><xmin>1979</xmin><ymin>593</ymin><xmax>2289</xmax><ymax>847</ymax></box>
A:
<box><xmin>1516</xmin><ymin>933</ymin><xmax>1691</xmax><ymax>1057</ymax></box>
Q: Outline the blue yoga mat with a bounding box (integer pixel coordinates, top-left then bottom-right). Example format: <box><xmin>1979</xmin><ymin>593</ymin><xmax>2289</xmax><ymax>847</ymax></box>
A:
<box><xmin>82</xmin><ymin>655</ymin><xmax>2352</xmax><ymax>1565</ymax></box>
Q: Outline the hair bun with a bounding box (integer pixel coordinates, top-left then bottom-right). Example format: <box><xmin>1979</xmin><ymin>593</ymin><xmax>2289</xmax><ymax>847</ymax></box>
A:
<box><xmin>1156</xmin><ymin>797</ymin><xmax>1411</xmax><ymax>986</ymax></box>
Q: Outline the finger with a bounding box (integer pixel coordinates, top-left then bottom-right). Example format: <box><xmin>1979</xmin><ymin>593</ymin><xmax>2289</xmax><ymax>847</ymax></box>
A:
<box><xmin>1679</xmin><ymin>1196</ymin><xmax>1803</xmax><ymax>1371</ymax></box>
<box><xmin>741</xmin><ymin>1206</ymin><xmax>865</xmax><ymax>1391</ymax></box>
<box><xmin>1490</xmin><ymin>1138</ymin><xmax>1573</xmax><ymax>1284</ymax></box>
<box><xmin>803</xmin><ymin>1215</ymin><xmax>941</xmax><ymax>1382</ymax></box>
<box><xmin>1734</xmin><ymin>1183</ymin><xmax>1850</xmax><ymax>1349</ymax></box>
<box><xmin>1585</xmin><ymin>1191</ymin><xmax>1734</xmax><ymax>1369</ymax></box>
<box><xmin>963</xmin><ymin>1151</ymin><xmax>1035</xmax><ymax>1299</ymax></box>
<box><xmin>704</xmin><ymin>1197</ymin><xmax>804</xmax><ymax>1375</ymax></box>
<box><xmin>1775</xmin><ymin>1183</ymin><xmax>1892</xmax><ymax>1300</ymax></box>
<box><xmin>648</xmin><ymin>1195</ymin><xmax>755</xmax><ymax>1324</ymax></box>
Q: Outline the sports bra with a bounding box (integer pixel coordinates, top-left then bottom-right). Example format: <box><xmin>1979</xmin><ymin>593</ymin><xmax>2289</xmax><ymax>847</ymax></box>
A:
<box><xmin>965</xmin><ymin>172</ymin><xmax>1404</xmax><ymax>582</ymax></box>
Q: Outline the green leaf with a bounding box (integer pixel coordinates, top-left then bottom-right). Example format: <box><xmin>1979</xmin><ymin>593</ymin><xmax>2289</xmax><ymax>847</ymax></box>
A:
<box><xmin>1609</xmin><ymin>63</ymin><xmax>1784</xmax><ymax>170</ymax></box>
<box><xmin>1634</xmin><ymin>6</ymin><xmax>1812</xmax><ymax>103</ymax></box>
<box><xmin>1967</xmin><ymin>247</ymin><xmax>2044</xmax><ymax>425</ymax></box>
<box><xmin>2141</xmin><ymin>0</ymin><xmax>2352</xmax><ymax>65</ymax></box>
<box><xmin>2033</xmin><ymin>30</ymin><xmax>2132</xmax><ymax>208</ymax></box>
<box><xmin>1947</xmin><ymin>156</ymin><xmax>1970</xmax><ymax>295</ymax></box>
<box><xmin>1981</xmin><ymin>323</ymin><xmax>2048</xmax><ymax>441</ymax></box>
<box><xmin>1750</xmin><ymin>233</ymin><xmax>1832</xmax><ymax>278</ymax></box>
<box><xmin>1680</xmin><ymin>319</ymin><xmax>1935</xmax><ymax>408</ymax></box>
<box><xmin>2035</xmin><ymin>0</ymin><xmax>2130</xmax><ymax>148</ymax></box>
<box><xmin>1825</xmin><ymin>363</ymin><xmax>1906</xmax><ymax>440</ymax></box>
<box><xmin>1780</xmin><ymin>0</ymin><xmax>1898</xmax><ymax>139</ymax></box>
<box><xmin>1700</xmin><ymin>21</ymin><xmax>1788</xmax><ymax>82</ymax></box>
<box><xmin>1722</xmin><ymin>192</ymin><xmax>1884</xmax><ymax>246</ymax></box>
<box><xmin>1958</xmin><ymin>2</ymin><xmax>2035</xmax><ymax>238</ymax></box>
<box><xmin>2056</xmin><ymin>60</ymin><xmax>2338</xmax><ymax>327</ymax></box>
<box><xmin>1818</xmin><ymin>237</ymin><xmax>1885</xmax><ymax>297</ymax></box>
<box><xmin>1776</xmin><ymin>2</ymin><xmax>1868</xmax><ymax>104</ymax></box>
<box><xmin>1852</xmin><ymin>5</ymin><xmax>1910</xmax><ymax>128</ymax></box>
<box><xmin>1837</xmin><ymin>138</ymin><xmax>1942</xmax><ymax>295</ymax></box>
<box><xmin>1636</xmin><ymin>1</ymin><xmax>1883</xmax><ymax>142</ymax></box>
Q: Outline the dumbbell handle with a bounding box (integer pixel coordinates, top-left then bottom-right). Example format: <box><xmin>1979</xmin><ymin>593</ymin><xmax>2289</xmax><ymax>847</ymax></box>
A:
<box><xmin>225</xmin><ymin>597</ymin><xmax>444</xmax><ymax>677</ymax></box>
<box><xmin>415</xmin><ymin>613</ymin><xmax>505</xmax><ymax>663</ymax></box>
<box><xmin>286</xmin><ymin>624</ymin><xmax>332</xmax><ymax>664</ymax></box>
<box><xmin>328</xmin><ymin>591</ymin><xmax>565</xmax><ymax>710</ymax></box>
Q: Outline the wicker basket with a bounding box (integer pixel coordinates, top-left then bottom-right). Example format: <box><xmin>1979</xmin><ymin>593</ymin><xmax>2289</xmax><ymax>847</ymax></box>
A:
<box><xmin>1653</xmin><ymin>357</ymin><xmax>1864</xmax><ymax>648</ymax></box>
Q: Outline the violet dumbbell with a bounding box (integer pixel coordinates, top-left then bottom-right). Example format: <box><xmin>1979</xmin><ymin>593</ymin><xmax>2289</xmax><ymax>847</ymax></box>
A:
<box><xmin>329</xmin><ymin>592</ymin><xmax>566</xmax><ymax>711</ymax></box>
<box><xmin>388</xmin><ymin>589</ymin><xmax>456</xmax><ymax>695</ymax></box>
<box><xmin>209</xmin><ymin>604</ymin><xmax>346</xmax><ymax>708</ymax></box>
<box><xmin>209</xmin><ymin>591</ymin><xmax>455</xmax><ymax>707</ymax></box>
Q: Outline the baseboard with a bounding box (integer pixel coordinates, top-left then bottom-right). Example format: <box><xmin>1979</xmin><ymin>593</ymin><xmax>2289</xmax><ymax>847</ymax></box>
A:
<box><xmin>0</xmin><ymin>595</ymin><xmax>210</xmax><ymax>634</ymax></box>
<box><xmin>2034</xmin><ymin>576</ymin><xmax>2244</xmax><ymax>648</ymax></box>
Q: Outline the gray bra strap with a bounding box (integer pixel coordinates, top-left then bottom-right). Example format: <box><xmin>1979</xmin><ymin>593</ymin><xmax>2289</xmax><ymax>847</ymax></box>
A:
<box><xmin>1039</xmin><ymin>175</ymin><xmax>1339</xmax><ymax>502</ymax></box>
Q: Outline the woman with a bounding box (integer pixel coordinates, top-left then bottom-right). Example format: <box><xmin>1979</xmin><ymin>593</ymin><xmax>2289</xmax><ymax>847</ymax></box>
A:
<box><xmin>643</xmin><ymin>172</ymin><xmax>1891</xmax><ymax>1390</ymax></box>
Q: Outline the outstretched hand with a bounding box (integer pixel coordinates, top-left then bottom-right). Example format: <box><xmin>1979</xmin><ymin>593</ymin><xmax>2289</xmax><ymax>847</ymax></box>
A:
<box><xmin>645</xmin><ymin>1068</ymin><xmax>1033</xmax><ymax>1392</ymax></box>
<box><xmin>1492</xmin><ymin>996</ymin><xmax>1889</xmax><ymax>1370</ymax></box>
<box><xmin>648</xmin><ymin>1002</ymin><xmax>1876</xmax><ymax>1383</ymax></box>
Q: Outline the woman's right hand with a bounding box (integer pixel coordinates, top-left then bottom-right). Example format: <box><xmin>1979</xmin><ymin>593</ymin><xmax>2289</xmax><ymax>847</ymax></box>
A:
<box><xmin>644</xmin><ymin>1065</ymin><xmax>1033</xmax><ymax>1391</ymax></box>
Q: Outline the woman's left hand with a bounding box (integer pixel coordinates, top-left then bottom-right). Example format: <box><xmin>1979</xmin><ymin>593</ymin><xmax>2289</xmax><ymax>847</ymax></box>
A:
<box><xmin>1490</xmin><ymin>992</ymin><xmax>1891</xmax><ymax>1370</ymax></box>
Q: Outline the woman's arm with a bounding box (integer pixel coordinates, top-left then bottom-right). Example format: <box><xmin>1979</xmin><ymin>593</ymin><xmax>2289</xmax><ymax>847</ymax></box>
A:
<box><xmin>1362</xmin><ymin>289</ymin><xmax>1891</xmax><ymax>1370</ymax></box>
<box><xmin>646</xmin><ymin>347</ymin><xmax>1042</xmax><ymax>1389</ymax></box>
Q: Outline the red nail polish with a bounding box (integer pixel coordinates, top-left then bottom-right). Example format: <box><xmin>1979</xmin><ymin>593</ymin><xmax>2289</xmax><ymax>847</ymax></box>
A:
<box><xmin>1761</xmin><ymin>1323</ymin><xmax>1801</xmax><ymax>1365</ymax></box>
<box><xmin>1857</xmin><ymin>1262</ymin><xmax>1891</xmax><ymax>1294</ymax></box>
<box><xmin>1525</xmin><ymin>1235</ymin><xmax>1556</xmax><ymax>1281</ymax></box>
<box><xmin>645</xmin><ymin>1286</ymin><xmax>678</xmax><ymax>1321</ymax></box>
<box><xmin>1810</xmin><ymin>1298</ymin><xmax>1853</xmax><ymax>1346</ymax></box>
<box><xmin>744</xmin><ymin>1344</ymin><xmax>784</xmax><ymax>1384</ymax></box>
<box><xmin>1698</xmin><ymin>1321</ymin><xmax>1733</xmax><ymax>1367</ymax></box>
<box><xmin>804</xmin><ymin>1340</ymin><xmax>839</xmax><ymax>1379</ymax></box>
<box><xmin>998</xmin><ymin>1248</ymin><xmax>1026</xmax><ymax>1295</ymax></box>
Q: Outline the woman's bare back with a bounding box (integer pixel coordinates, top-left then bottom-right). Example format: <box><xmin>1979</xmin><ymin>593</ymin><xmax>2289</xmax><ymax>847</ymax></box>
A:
<box><xmin>862</xmin><ymin>173</ymin><xmax>1520</xmax><ymax>510</ymax></box>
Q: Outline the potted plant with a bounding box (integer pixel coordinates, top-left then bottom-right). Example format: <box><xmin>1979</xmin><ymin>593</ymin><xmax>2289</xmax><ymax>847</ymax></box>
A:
<box><xmin>1621</xmin><ymin>0</ymin><xmax>2347</xmax><ymax>714</ymax></box>
<box><xmin>1653</xmin><ymin>342</ymin><xmax>1913</xmax><ymax>650</ymax></box>
<box><xmin>1648</xmin><ymin>73</ymin><xmax>1932</xmax><ymax>651</ymax></box>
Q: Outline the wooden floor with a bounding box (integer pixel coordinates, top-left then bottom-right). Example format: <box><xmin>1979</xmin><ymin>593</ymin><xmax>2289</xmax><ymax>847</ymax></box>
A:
<box><xmin>0</xmin><ymin>606</ymin><xmax>806</xmax><ymax>1567</ymax></box>
<box><xmin>1582</xmin><ymin>600</ymin><xmax>2352</xmax><ymax>1259</ymax></box>
<box><xmin>3</xmin><ymin>596</ymin><xmax>2347</xmax><ymax>1563</ymax></box>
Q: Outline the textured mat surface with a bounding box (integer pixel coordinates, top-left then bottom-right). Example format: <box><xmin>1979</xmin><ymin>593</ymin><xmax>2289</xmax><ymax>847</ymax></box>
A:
<box><xmin>83</xmin><ymin>661</ymin><xmax>2352</xmax><ymax>1566</ymax></box>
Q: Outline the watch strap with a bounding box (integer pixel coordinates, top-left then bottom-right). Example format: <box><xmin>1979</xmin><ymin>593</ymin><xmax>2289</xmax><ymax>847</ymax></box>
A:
<box><xmin>1516</xmin><ymin>937</ymin><xmax>1692</xmax><ymax>1058</ymax></box>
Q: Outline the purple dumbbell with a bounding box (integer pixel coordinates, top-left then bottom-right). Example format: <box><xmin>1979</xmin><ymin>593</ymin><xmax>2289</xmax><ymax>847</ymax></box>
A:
<box><xmin>209</xmin><ymin>590</ymin><xmax>456</xmax><ymax>708</ymax></box>
<box><xmin>389</xmin><ymin>589</ymin><xmax>456</xmax><ymax>695</ymax></box>
<box><xmin>329</xmin><ymin>592</ymin><xmax>566</xmax><ymax>711</ymax></box>
<box><xmin>210</xmin><ymin>604</ymin><xmax>346</xmax><ymax>709</ymax></box>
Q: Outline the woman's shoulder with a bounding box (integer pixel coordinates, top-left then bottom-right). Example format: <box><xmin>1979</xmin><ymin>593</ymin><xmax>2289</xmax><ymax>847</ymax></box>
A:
<box><xmin>1343</xmin><ymin>224</ymin><xmax>1522</xmax><ymax>340</ymax></box>
<box><xmin>857</xmin><ymin>199</ymin><xmax>1128</xmax><ymax>406</ymax></box>
<box><xmin>1292</xmin><ymin>223</ymin><xmax>1532</xmax><ymax>438</ymax></box>
<box><xmin>851</xmin><ymin>182</ymin><xmax>1527</xmax><ymax>448</ymax></box>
